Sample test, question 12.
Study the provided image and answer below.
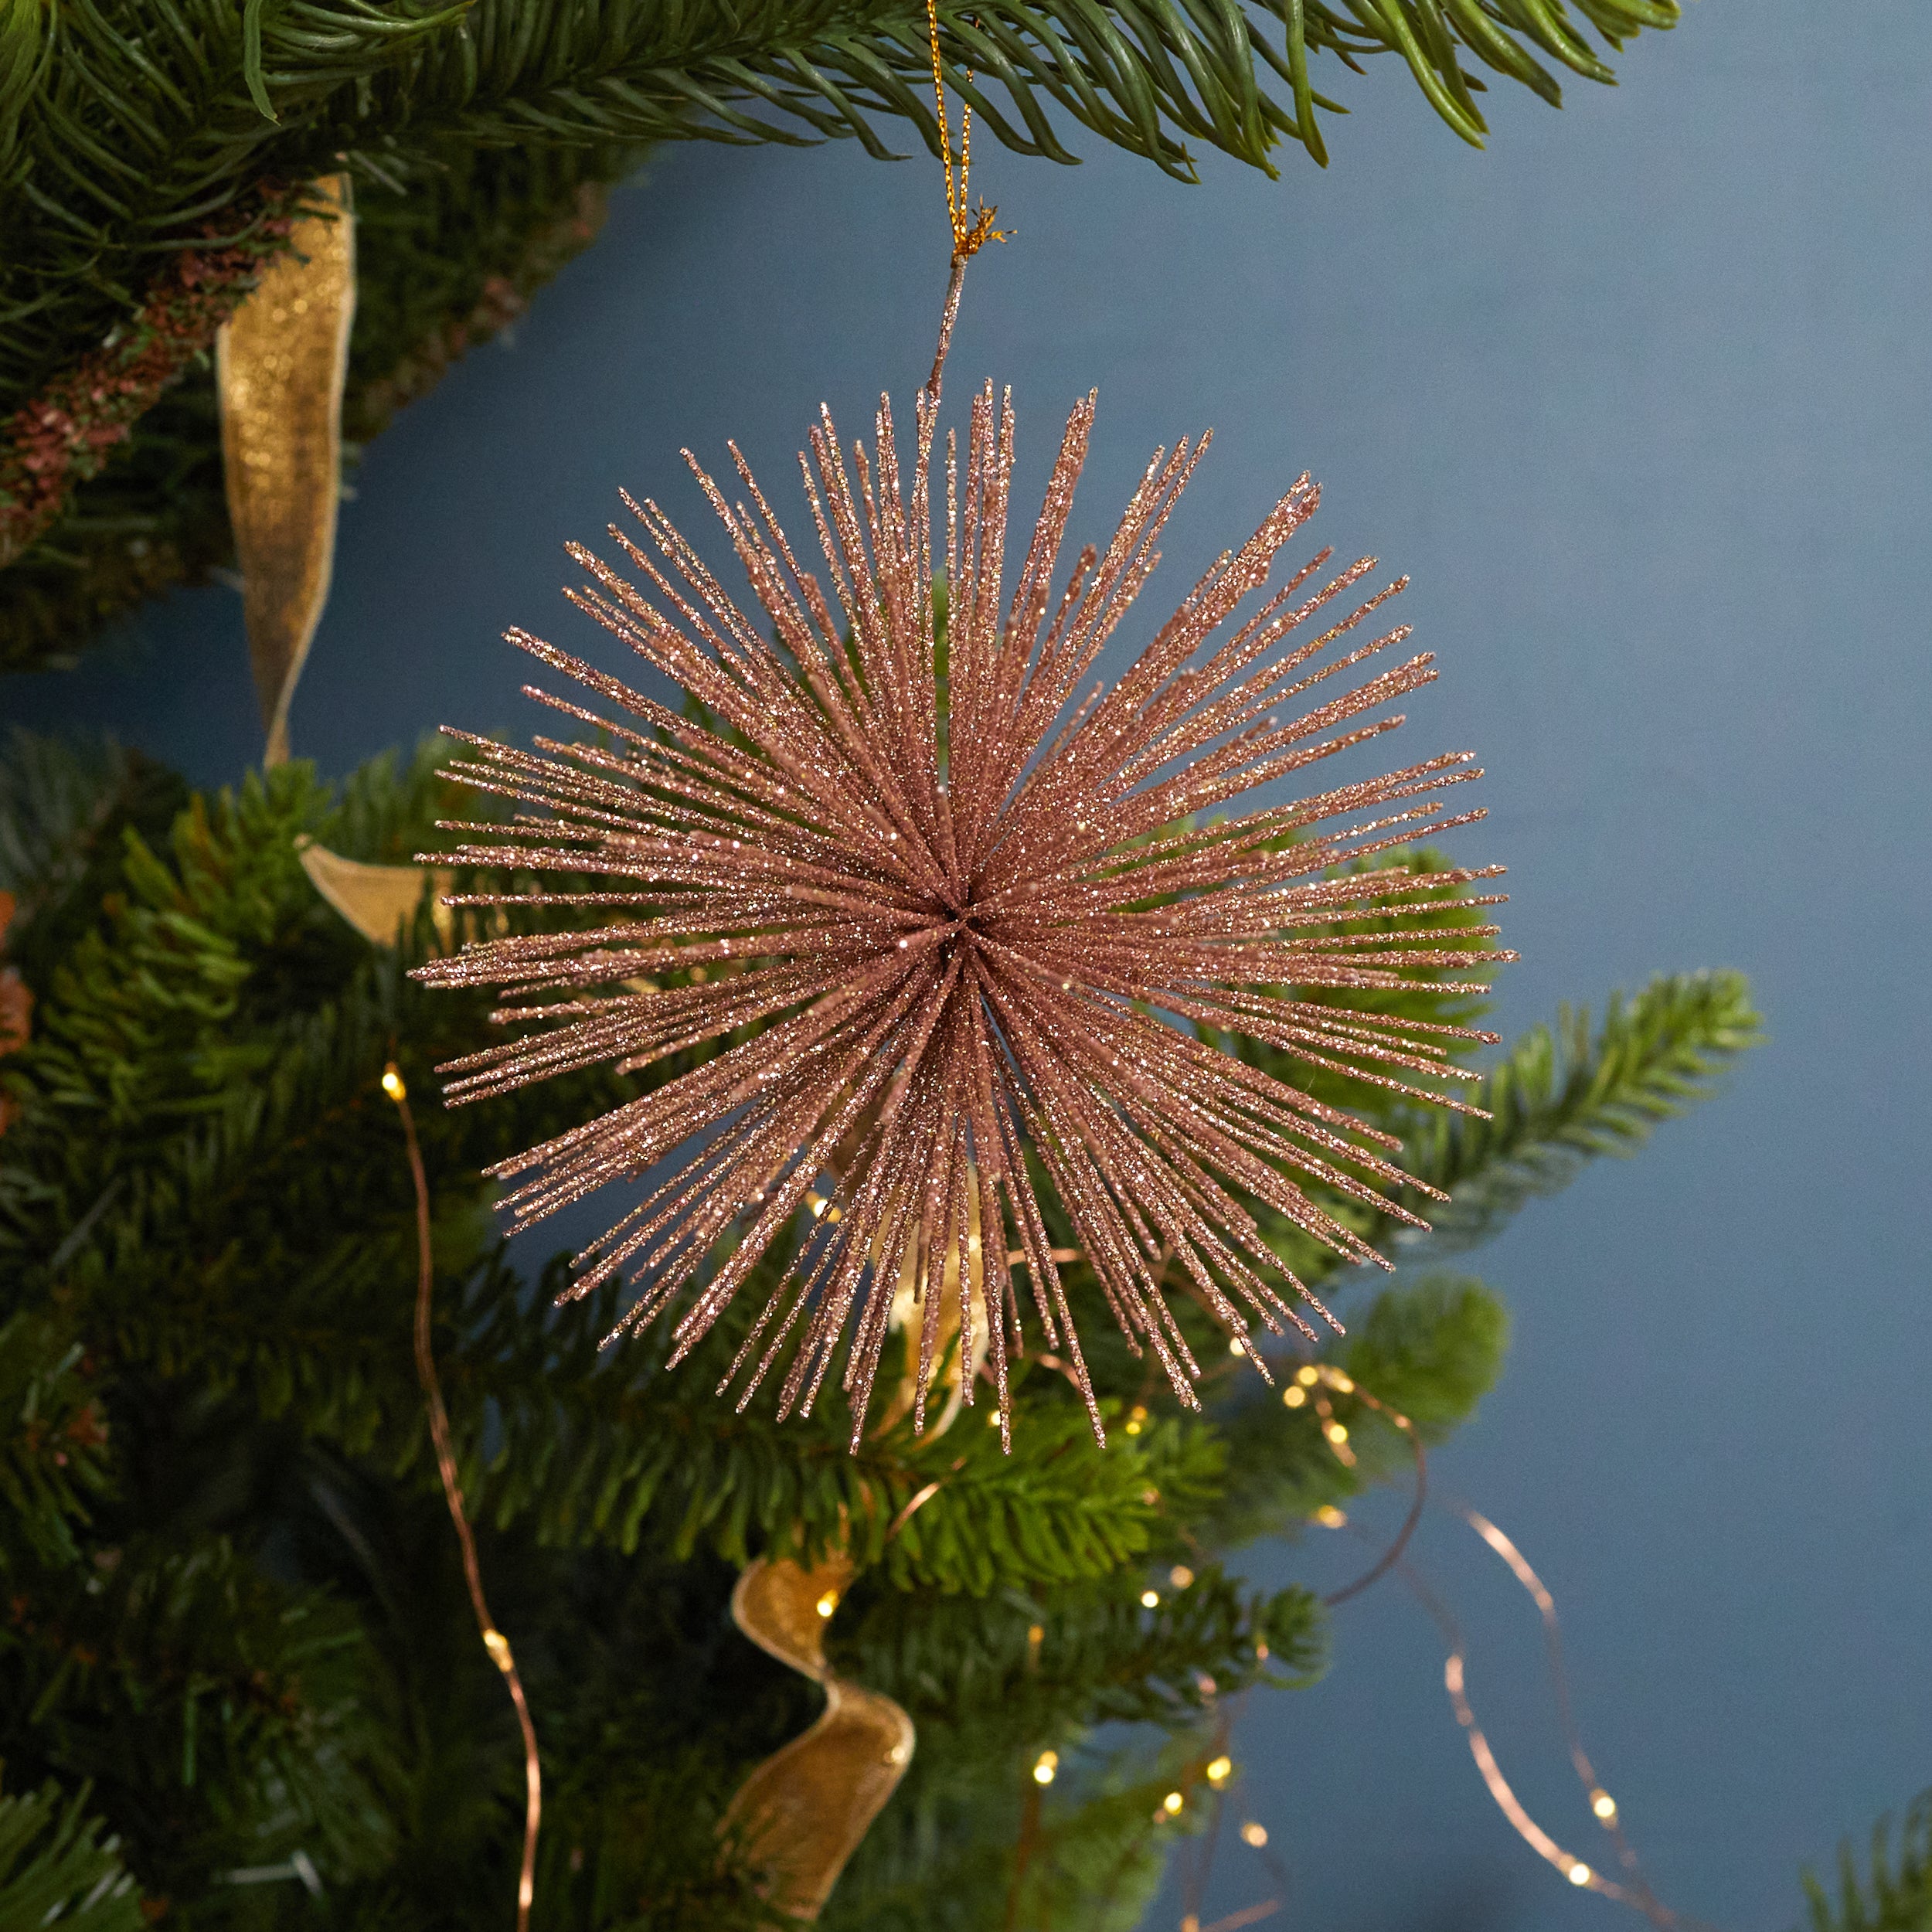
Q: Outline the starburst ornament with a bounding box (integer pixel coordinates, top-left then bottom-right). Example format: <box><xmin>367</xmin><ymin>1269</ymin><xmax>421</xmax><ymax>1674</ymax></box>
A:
<box><xmin>416</xmin><ymin>289</ymin><xmax>1512</xmax><ymax>1451</ymax></box>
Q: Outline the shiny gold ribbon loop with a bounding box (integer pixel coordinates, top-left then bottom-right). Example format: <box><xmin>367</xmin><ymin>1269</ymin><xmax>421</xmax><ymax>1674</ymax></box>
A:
<box><xmin>219</xmin><ymin>179</ymin><xmax>451</xmax><ymax>952</ymax></box>
<box><xmin>217</xmin><ymin>172</ymin><xmax>356</xmax><ymax>769</ymax></box>
<box><xmin>295</xmin><ymin>837</ymin><xmax>454</xmax><ymax>950</ymax></box>
<box><xmin>723</xmin><ymin>1555</ymin><xmax>915</xmax><ymax>1920</ymax></box>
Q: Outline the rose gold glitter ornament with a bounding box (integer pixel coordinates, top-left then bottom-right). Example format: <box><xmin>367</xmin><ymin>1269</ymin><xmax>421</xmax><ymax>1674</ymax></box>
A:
<box><xmin>413</xmin><ymin>268</ymin><xmax>1512</xmax><ymax>1451</ymax></box>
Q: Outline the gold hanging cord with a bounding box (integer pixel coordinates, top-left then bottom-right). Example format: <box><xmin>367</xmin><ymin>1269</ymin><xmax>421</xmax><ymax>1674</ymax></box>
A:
<box><xmin>927</xmin><ymin>0</ymin><xmax>1007</xmax><ymax>262</ymax></box>
<box><xmin>923</xmin><ymin>0</ymin><xmax>1009</xmax><ymax>404</ymax></box>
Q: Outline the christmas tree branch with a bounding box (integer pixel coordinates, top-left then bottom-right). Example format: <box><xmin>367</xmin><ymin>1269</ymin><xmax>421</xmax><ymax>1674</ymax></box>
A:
<box><xmin>0</xmin><ymin>1782</ymin><xmax>145</xmax><ymax>1931</ymax></box>
<box><xmin>0</xmin><ymin>185</ymin><xmax>302</xmax><ymax>573</ymax></box>
<box><xmin>1</xmin><ymin>155</ymin><xmax>624</xmax><ymax>677</ymax></box>
<box><xmin>2</xmin><ymin>0</ymin><xmax>1678</xmax><ymax>420</ymax></box>
<box><xmin>1389</xmin><ymin>971</ymin><xmax>1765</xmax><ymax>1252</ymax></box>
<box><xmin>1804</xmin><ymin>1792</ymin><xmax>1932</xmax><ymax>1932</ymax></box>
<box><xmin>0</xmin><ymin>731</ymin><xmax>1772</xmax><ymax>1925</ymax></box>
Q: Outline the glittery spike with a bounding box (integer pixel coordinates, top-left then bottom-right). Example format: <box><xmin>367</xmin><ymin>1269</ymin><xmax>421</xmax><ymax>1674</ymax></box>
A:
<box><xmin>416</xmin><ymin>379</ymin><xmax>1507</xmax><ymax>1451</ymax></box>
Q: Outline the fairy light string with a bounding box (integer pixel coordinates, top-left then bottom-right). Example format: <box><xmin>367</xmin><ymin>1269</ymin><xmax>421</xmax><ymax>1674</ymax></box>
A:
<box><xmin>1294</xmin><ymin>1359</ymin><xmax>1710</xmax><ymax>1930</ymax></box>
<box><xmin>1444</xmin><ymin>1500</ymin><xmax>1715</xmax><ymax>1930</ymax></box>
<box><xmin>1284</xmin><ymin>1362</ymin><xmax>1428</xmax><ymax>1609</ymax></box>
<box><xmin>1395</xmin><ymin>1546</ymin><xmax>1706</xmax><ymax>1929</ymax></box>
<box><xmin>1132</xmin><ymin>1350</ymin><xmax>1718</xmax><ymax>1931</ymax></box>
<box><xmin>384</xmin><ymin>1061</ymin><xmax>543</xmax><ymax>1931</ymax></box>
<box><xmin>964</xmin><ymin>1264</ymin><xmax>1688</xmax><ymax>1923</ymax></box>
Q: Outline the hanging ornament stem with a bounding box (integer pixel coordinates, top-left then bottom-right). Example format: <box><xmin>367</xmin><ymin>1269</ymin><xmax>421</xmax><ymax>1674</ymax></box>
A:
<box><xmin>926</xmin><ymin>253</ymin><xmax>968</xmax><ymax>413</ymax></box>
<box><xmin>386</xmin><ymin>1062</ymin><xmax>543</xmax><ymax>1930</ymax></box>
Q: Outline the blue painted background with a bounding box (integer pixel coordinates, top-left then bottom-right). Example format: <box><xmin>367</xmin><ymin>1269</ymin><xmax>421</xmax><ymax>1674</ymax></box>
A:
<box><xmin>7</xmin><ymin>5</ymin><xmax>1928</xmax><ymax>1927</ymax></box>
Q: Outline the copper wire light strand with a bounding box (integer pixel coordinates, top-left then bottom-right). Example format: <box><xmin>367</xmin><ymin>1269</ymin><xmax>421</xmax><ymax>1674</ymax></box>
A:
<box><xmin>1447</xmin><ymin>1502</ymin><xmax>1719</xmax><ymax>1931</ymax></box>
<box><xmin>386</xmin><ymin>1063</ymin><xmax>543</xmax><ymax>1931</ymax></box>
<box><xmin>1342</xmin><ymin>1509</ymin><xmax>1726</xmax><ymax>1932</ymax></box>
<box><xmin>1394</xmin><ymin>1551</ymin><xmax>1662</xmax><ymax>1922</ymax></box>
<box><xmin>1316</xmin><ymin>1372</ymin><xmax>1426</xmax><ymax>1608</ymax></box>
<box><xmin>1177</xmin><ymin>1380</ymin><xmax>1715</xmax><ymax>1931</ymax></box>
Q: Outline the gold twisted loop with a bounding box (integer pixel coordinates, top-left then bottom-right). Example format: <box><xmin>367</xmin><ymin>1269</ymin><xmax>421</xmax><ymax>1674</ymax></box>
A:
<box><xmin>925</xmin><ymin>0</ymin><xmax>1009</xmax><ymax>260</ymax></box>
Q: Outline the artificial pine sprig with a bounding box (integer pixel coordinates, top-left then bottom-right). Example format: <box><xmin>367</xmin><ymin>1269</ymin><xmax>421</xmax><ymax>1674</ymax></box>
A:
<box><xmin>0</xmin><ymin>1782</ymin><xmax>144</xmax><ymax>1931</ymax></box>
<box><xmin>1392</xmin><ymin>971</ymin><xmax>1766</xmax><ymax>1250</ymax></box>
<box><xmin>1804</xmin><ymin>1792</ymin><xmax>1932</xmax><ymax>1932</ymax></box>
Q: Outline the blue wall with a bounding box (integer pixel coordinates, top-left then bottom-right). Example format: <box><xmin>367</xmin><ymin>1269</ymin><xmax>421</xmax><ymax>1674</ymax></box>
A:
<box><xmin>7</xmin><ymin>5</ymin><xmax>1929</xmax><ymax>1927</ymax></box>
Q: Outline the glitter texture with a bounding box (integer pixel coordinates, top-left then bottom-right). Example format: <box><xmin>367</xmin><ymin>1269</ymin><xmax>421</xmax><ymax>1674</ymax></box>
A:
<box><xmin>414</xmin><ymin>354</ymin><xmax>1511</xmax><ymax>1450</ymax></box>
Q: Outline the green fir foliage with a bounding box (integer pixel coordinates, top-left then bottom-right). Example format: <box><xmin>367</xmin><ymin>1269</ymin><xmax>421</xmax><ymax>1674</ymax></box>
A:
<box><xmin>0</xmin><ymin>0</ymin><xmax>1682</xmax><ymax>414</ymax></box>
<box><xmin>1342</xmin><ymin>1273</ymin><xmax>1509</xmax><ymax>1437</ymax></box>
<box><xmin>1805</xmin><ymin>1795</ymin><xmax>1932</xmax><ymax>1932</ymax></box>
<box><xmin>0</xmin><ymin>0</ymin><xmax>1682</xmax><ymax>669</ymax></box>
<box><xmin>2</xmin><ymin>1537</ymin><xmax>396</xmax><ymax>1907</ymax></box>
<box><xmin>0</xmin><ymin>731</ymin><xmax>190</xmax><ymax>989</ymax></box>
<box><xmin>0</xmin><ymin>1310</ymin><xmax>114</xmax><ymax>1573</ymax></box>
<box><xmin>1393</xmin><ymin>971</ymin><xmax>1765</xmax><ymax>1250</ymax></box>
<box><xmin>0</xmin><ymin>726</ymin><xmax>1754</xmax><ymax>1926</ymax></box>
<box><xmin>0</xmin><ymin>1780</ymin><xmax>146</xmax><ymax>1930</ymax></box>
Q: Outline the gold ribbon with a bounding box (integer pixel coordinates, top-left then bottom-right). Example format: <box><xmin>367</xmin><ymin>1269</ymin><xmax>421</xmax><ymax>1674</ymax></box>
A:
<box><xmin>219</xmin><ymin>175</ymin><xmax>446</xmax><ymax>952</ymax></box>
<box><xmin>722</xmin><ymin>1214</ymin><xmax>992</xmax><ymax>1915</ymax></box>
<box><xmin>294</xmin><ymin>836</ymin><xmax>454</xmax><ymax>949</ymax></box>
<box><xmin>722</xmin><ymin>1556</ymin><xmax>915</xmax><ymax>1920</ymax></box>
<box><xmin>217</xmin><ymin>172</ymin><xmax>356</xmax><ymax>770</ymax></box>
